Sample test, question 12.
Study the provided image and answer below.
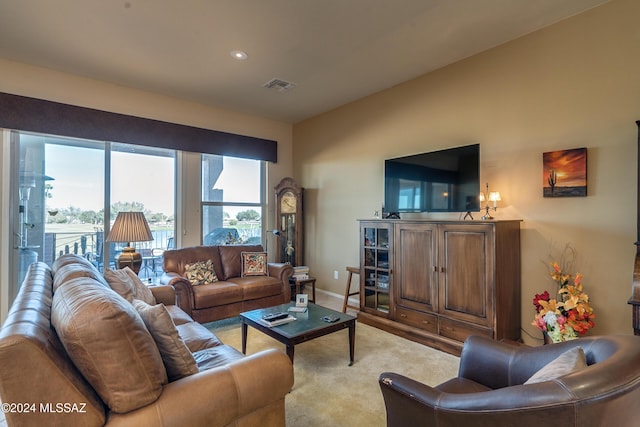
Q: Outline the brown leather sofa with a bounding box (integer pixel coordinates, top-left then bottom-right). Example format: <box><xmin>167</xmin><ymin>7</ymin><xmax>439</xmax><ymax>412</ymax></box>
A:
<box><xmin>0</xmin><ymin>254</ymin><xmax>294</xmax><ymax>427</ymax></box>
<box><xmin>379</xmin><ymin>334</ymin><xmax>640</xmax><ymax>427</ymax></box>
<box><xmin>160</xmin><ymin>244</ymin><xmax>293</xmax><ymax>323</ymax></box>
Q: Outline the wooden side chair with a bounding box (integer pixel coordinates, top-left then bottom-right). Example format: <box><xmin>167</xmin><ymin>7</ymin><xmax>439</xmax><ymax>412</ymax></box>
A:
<box><xmin>342</xmin><ymin>266</ymin><xmax>360</xmax><ymax>313</ymax></box>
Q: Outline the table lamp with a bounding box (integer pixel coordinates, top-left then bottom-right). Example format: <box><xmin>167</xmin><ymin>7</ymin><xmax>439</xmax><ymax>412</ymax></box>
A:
<box><xmin>107</xmin><ymin>211</ymin><xmax>153</xmax><ymax>274</ymax></box>
<box><xmin>479</xmin><ymin>183</ymin><xmax>501</xmax><ymax>220</ymax></box>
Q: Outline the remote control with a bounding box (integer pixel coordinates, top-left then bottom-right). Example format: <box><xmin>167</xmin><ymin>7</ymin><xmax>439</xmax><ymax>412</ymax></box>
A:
<box><xmin>262</xmin><ymin>312</ymin><xmax>289</xmax><ymax>322</ymax></box>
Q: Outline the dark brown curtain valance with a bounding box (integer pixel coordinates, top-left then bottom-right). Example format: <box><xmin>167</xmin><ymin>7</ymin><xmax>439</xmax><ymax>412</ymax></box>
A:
<box><xmin>0</xmin><ymin>92</ymin><xmax>277</xmax><ymax>162</ymax></box>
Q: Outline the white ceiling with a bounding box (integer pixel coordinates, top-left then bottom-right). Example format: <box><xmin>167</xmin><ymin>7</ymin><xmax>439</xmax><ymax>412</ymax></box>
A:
<box><xmin>0</xmin><ymin>0</ymin><xmax>608</xmax><ymax>124</ymax></box>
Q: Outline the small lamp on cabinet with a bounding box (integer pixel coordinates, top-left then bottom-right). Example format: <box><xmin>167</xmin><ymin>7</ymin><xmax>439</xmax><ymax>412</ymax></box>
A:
<box><xmin>479</xmin><ymin>183</ymin><xmax>501</xmax><ymax>220</ymax></box>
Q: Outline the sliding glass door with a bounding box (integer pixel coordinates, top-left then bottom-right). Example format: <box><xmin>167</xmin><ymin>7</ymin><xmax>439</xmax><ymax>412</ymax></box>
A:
<box><xmin>11</xmin><ymin>131</ymin><xmax>175</xmax><ymax>300</ymax></box>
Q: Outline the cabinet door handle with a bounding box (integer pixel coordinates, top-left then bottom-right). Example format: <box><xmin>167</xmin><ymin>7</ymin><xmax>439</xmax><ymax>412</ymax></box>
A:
<box><xmin>440</xmin><ymin>266</ymin><xmax>446</xmax><ymax>273</ymax></box>
<box><xmin>400</xmin><ymin>314</ymin><xmax>407</xmax><ymax>318</ymax></box>
<box><xmin>433</xmin><ymin>266</ymin><xmax>438</xmax><ymax>272</ymax></box>
<box><xmin>422</xmin><ymin>320</ymin><xmax>431</xmax><ymax>325</ymax></box>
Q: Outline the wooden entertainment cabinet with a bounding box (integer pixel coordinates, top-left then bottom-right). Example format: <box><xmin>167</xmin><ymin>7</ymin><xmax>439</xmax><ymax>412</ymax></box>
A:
<box><xmin>358</xmin><ymin>219</ymin><xmax>521</xmax><ymax>355</ymax></box>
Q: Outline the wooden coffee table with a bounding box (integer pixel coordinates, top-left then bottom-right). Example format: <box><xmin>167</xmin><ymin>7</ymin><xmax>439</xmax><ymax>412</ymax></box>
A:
<box><xmin>240</xmin><ymin>302</ymin><xmax>356</xmax><ymax>365</ymax></box>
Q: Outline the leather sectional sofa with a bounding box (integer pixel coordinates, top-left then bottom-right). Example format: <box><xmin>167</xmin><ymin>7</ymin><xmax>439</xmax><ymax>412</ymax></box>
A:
<box><xmin>160</xmin><ymin>244</ymin><xmax>293</xmax><ymax>323</ymax></box>
<box><xmin>0</xmin><ymin>254</ymin><xmax>293</xmax><ymax>427</ymax></box>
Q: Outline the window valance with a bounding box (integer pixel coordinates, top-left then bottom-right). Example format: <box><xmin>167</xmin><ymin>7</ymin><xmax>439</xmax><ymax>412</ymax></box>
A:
<box><xmin>0</xmin><ymin>92</ymin><xmax>277</xmax><ymax>162</ymax></box>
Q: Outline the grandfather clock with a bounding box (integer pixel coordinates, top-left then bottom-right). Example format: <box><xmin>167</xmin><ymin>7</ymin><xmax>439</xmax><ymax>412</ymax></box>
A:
<box><xmin>274</xmin><ymin>177</ymin><xmax>303</xmax><ymax>267</ymax></box>
<box><xmin>629</xmin><ymin>120</ymin><xmax>640</xmax><ymax>334</ymax></box>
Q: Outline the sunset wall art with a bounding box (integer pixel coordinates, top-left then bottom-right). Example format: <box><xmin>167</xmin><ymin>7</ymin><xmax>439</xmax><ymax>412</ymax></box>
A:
<box><xmin>542</xmin><ymin>148</ymin><xmax>587</xmax><ymax>197</ymax></box>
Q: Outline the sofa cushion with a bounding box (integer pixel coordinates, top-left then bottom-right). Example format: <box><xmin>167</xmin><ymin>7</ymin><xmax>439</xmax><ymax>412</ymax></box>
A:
<box><xmin>133</xmin><ymin>300</ymin><xmax>199</xmax><ymax>381</ymax></box>
<box><xmin>51</xmin><ymin>278</ymin><xmax>167</xmax><ymax>413</ymax></box>
<box><xmin>218</xmin><ymin>245</ymin><xmax>263</xmax><ymax>280</ymax></box>
<box><xmin>104</xmin><ymin>267</ymin><xmax>156</xmax><ymax>305</ymax></box>
<box><xmin>52</xmin><ymin>254</ymin><xmax>110</xmax><ymax>291</ymax></box>
<box><xmin>165</xmin><ymin>304</ymin><xmax>195</xmax><ymax>326</ymax></box>
<box><xmin>524</xmin><ymin>346</ymin><xmax>587</xmax><ymax>384</ymax></box>
<box><xmin>184</xmin><ymin>259</ymin><xmax>219</xmax><ymax>285</ymax></box>
<box><xmin>228</xmin><ymin>276</ymin><xmax>283</xmax><ymax>300</ymax></box>
<box><xmin>193</xmin><ymin>345</ymin><xmax>245</xmax><ymax>371</ymax></box>
<box><xmin>163</xmin><ymin>246</ymin><xmax>223</xmax><ymax>279</ymax></box>
<box><xmin>192</xmin><ymin>281</ymin><xmax>243</xmax><ymax>309</ymax></box>
<box><xmin>241</xmin><ymin>252</ymin><xmax>268</xmax><ymax>277</ymax></box>
<box><xmin>176</xmin><ymin>322</ymin><xmax>224</xmax><ymax>352</ymax></box>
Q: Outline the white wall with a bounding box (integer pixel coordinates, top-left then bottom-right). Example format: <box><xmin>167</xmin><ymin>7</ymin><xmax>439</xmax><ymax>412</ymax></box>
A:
<box><xmin>293</xmin><ymin>0</ymin><xmax>640</xmax><ymax>344</ymax></box>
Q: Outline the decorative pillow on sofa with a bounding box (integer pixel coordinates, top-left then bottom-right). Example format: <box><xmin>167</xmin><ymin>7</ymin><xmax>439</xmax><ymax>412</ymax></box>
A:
<box><xmin>524</xmin><ymin>346</ymin><xmax>587</xmax><ymax>384</ymax></box>
<box><xmin>184</xmin><ymin>259</ymin><xmax>218</xmax><ymax>285</ymax></box>
<box><xmin>132</xmin><ymin>300</ymin><xmax>199</xmax><ymax>381</ymax></box>
<box><xmin>51</xmin><ymin>279</ymin><xmax>167</xmax><ymax>413</ymax></box>
<box><xmin>241</xmin><ymin>252</ymin><xmax>268</xmax><ymax>277</ymax></box>
<box><xmin>104</xmin><ymin>267</ymin><xmax>156</xmax><ymax>305</ymax></box>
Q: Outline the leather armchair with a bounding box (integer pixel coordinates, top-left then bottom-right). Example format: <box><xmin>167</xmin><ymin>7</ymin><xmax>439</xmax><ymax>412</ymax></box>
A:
<box><xmin>379</xmin><ymin>334</ymin><xmax>640</xmax><ymax>427</ymax></box>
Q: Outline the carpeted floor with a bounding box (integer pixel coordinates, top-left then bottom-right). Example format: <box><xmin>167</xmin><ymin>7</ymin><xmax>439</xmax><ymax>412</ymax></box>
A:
<box><xmin>206</xmin><ymin>314</ymin><xmax>460</xmax><ymax>427</ymax></box>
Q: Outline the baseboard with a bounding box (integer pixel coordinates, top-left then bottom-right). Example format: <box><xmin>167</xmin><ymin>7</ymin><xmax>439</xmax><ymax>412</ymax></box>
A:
<box><xmin>315</xmin><ymin>287</ymin><xmax>359</xmax><ymax>307</ymax></box>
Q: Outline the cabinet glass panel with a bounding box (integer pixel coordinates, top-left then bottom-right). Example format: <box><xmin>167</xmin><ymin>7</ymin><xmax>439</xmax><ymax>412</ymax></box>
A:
<box><xmin>377</xmin><ymin>292</ymin><xmax>390</xmax><ymax>313</ymax></box>
<box><xmin>360</xmin><ymin>222</ymin><xmax>392</xmax><ymax>316</ymax></box>
<box><xmin>364</xmin><ymin>227</ymin><xmax>376</xmax><ymax>247</ymax></box>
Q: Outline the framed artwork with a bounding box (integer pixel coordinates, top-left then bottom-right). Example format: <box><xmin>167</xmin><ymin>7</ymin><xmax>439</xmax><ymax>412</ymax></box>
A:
<box><xmin>543</xmin><ymin>148</ymin><xmax>587</xmax><ymax>197</ymax></box>
<box><xmin>296</xmin><ymin>294</ymin><xmax>308</xmax><ymax>307</ymax></box>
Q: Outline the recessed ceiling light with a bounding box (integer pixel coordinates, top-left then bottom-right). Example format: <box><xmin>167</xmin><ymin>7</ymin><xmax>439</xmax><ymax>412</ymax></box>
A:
<box><xmin>230</xmin><ymin>50</ymin><xmax>248</xmax><ymax>60</ymax></box>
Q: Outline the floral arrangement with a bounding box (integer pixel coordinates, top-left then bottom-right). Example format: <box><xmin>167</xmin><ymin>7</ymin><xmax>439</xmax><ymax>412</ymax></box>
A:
<box><xmin>532</xmin><ymin>261</ymin><xmax>596</xmax><ymax>343</ymax></box>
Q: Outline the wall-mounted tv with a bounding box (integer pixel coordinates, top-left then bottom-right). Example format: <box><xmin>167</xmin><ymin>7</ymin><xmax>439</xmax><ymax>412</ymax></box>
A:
<box><xmin>384</xmin><ymin>144</ymin><xmax>480</xmax><ymax>214</ymax></box>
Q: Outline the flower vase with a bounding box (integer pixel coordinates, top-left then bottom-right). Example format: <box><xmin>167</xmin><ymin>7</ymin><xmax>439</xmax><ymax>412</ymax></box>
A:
<box><xmin>543</xmin><ymin>332</ymin><xmax>552</xmax><ymax>345</ymax></box>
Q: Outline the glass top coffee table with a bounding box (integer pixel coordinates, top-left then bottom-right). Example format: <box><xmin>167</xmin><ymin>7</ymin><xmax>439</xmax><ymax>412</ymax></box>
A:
<box><xmin>240</xmin><ymin>302</ymin><xmax>356</xmax><ymax>365</ymax></box>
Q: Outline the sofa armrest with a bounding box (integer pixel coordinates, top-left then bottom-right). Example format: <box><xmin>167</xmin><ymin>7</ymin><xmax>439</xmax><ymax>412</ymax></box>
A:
<box><xmin>105</xmin><ymin>349</ymin><xmax>293</xmax><ymax>427</ymax></box>
<box><xmin>159</xmin><ymin>272</ymin><xmax>195</xmax><ymax>317</ymax></box>
<box><xmin>149</xmin><ymin>284</ymin><xmax>176</xmax><ymax>306</ymax></box>
<box><xmin>268</xmin><ymin>262</ymin><xmax>293</xmax><ymax>301</ymax></box>
<box><xmin>379</xmin><ymin>372</ymin><xmax>442</xmax><ymax>427</ymax></box>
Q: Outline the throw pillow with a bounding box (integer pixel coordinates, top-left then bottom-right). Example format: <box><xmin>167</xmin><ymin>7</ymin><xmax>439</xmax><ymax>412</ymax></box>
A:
<box><xmin>184</xmin><ymin>259</ymin><xmax>218</xmax><ymax>285</ymax></box>
<box><xmin>132</xmin><ymin>300</ymin><xmax>199</xmax><ymax>381</ymax></box>
<box><xmin>241</xmin><ymin>251</ymin><xmax>268</xmax><ymax>277</ymax></box>
<box><xmin>104</xmin><ymin>268</ymin><xmax>135</xmax><ymax>301</ymax></box>
<box><xmin>524</xmin><ymin>346</ymin><xmax>587</xmax><ymax>384</ymax></box>
<box><xmin>104</xmin><ymin>267</ymin><xmax>156</xmax><ymax>305</ymax></box>
<box><xmin>52</xmin><ymin>279</ymin><xmax>167</xmax><ymax>413</ymax></box>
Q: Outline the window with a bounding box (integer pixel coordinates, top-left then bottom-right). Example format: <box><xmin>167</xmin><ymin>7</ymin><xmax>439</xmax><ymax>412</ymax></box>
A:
<box><xmin>201</xmin><ymin>154</ymin><xmax>264</xmax><ymax>246</ymax></box>
<box><xmin>13</xmin><ymin>131</ymin><xmax>175</xmax><ymax>288</ymax></box>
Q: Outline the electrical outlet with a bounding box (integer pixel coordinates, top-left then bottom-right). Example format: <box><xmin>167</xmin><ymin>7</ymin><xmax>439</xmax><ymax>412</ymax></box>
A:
<box><xmin>334</xmin><ymin>270</ymin><xmax>339</xmax><ymax>280</ymax></box>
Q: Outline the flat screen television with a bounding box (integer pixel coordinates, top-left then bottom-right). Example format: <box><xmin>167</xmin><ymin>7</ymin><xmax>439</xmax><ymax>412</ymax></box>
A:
<box><xmin>384</xmin><ymin>144</ymin><xmax>480</xmax><ymax>214</ymax></box>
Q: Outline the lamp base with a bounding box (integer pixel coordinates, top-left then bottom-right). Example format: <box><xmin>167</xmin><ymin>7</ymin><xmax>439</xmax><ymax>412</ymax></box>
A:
<box><xmin>481</xmin><ymin>206</ymin><xmax>495</xmax><ymax>220</ymax></box>
<box><xmin>115</xmin><ymin>246</ymin><xmax>142</xmax><ymax>274</ymax></box>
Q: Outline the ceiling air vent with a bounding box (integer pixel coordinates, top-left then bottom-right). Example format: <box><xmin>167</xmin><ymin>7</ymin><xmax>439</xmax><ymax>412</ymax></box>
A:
<box><xmin>263</xmin><ymin>78</ymin><xmax>297</xmax><ymax>92</ymax></box>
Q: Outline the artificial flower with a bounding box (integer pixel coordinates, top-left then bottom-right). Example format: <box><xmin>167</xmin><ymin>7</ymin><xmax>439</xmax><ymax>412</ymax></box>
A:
<box><xmin>532</xmin><ymin>262</ymin><xmax>595</xmax><ymax>343</ymax></box>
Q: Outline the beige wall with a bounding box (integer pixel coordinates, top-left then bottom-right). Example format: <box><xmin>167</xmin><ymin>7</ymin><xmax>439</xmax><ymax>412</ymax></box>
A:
<box><xmin>0</xmin><ymin>59</ymin><xmax>293</xmax><ymax>320</ymax></box>
<box><xmin>293</xmin><ymin>0</ymin><xmax>640</xmax><ymax>344</ymax></box>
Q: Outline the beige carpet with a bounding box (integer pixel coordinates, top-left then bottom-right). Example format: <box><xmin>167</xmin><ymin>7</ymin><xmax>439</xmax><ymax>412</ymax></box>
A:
<box><xmin>207</xmin><ymin>317</ymin><xmax>460</xmax><ymax>427</ymax></box>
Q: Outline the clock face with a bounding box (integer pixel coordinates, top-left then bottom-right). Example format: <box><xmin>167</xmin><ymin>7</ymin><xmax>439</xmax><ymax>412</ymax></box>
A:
<box><xmin>281</xmin><ymin>191</ymin><xmax>297</xmax><ymax>214</ymax></box>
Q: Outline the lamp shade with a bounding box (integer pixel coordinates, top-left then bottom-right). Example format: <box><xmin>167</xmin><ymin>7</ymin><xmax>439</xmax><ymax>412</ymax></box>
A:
<box><xmin>107</xmin><ymin>212</ymin><xmax>153</xmax><ymax>243</ymax></box>
<box><xmin>107</xmin><ymin>212</ymin><xmax>153</xmax><ymax>274</ymax></box>
<box><xmin>489</xmin><ymin>191</ymin><xmax>501</xmax><ymax>202</ymax></box>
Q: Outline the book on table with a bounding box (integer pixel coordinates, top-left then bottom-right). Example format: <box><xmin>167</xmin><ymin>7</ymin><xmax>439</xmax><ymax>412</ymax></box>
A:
<box><xmin>292</xmin><ymin>266</ymin><xmax>310</xmax><ymax>281</ymax></box>
<box><xmin>258</xmin><ymin>315</ymin><xmax>296</xmax><ymax>327</ymax></box>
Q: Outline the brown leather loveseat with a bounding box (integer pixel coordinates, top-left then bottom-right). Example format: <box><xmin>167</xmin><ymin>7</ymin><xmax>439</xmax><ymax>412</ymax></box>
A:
<box><xmin>161</xmin><ymin>244</ymin><xmax>293</xmax><ymax>323</ymax></box>
<box><xmin>379</xmin><ymin>334</ymin><xmax>640</xmax><ymax>427</ymax></box>
<box><xmin>0</xmin><ymin>254</ymin><xmax>294</xmax><ymax>427</ymax></box>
